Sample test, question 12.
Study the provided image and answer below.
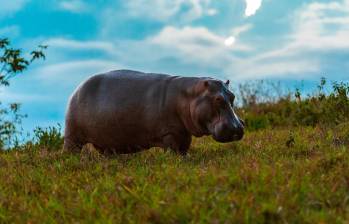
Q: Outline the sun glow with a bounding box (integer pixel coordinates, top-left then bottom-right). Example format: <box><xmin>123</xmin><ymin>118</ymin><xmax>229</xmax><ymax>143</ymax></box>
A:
<box><xmin>245</xmin><ymin>0</ymin><xmax>262</xmax><ymax>17</ymax></box>
<box><xmin>224</xmin><ymin>36</ymin><xmax>236</xmax><ymax>47</ymax></box>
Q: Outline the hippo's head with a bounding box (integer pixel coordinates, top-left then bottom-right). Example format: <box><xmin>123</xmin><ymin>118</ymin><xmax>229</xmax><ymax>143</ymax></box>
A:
<box><xmin>188</xmin><ymin>79</ymin><xmax>244</xmax><ymax>142</ymax></box>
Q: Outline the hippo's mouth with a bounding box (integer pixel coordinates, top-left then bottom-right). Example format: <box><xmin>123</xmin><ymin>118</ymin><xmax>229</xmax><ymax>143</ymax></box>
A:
<box><xmin>188</xmin><ymin>103</ymin><xmax>211</xmax><ymax>137</ymax></box>
<box><xmin>206</xmin><ymin>116</ymin><xmax>221</xmax><ymax>137</ymax></box>
<box><xmin>192</xmin><ymin>121</ymin><xmax>210</xmax><ymax>137</ymax></box>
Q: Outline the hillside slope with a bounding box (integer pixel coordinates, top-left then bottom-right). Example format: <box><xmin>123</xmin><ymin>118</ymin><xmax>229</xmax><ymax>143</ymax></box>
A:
<box><xmin>0</xmin><ymin>125</ymin><xmax>348</xmax><ymax>223</ymax></box>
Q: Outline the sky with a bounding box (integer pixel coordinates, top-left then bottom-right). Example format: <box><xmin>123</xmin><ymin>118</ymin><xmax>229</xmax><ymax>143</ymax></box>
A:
<box><xmin>0</xmin><ymin>0</ymin><xmax>349</xmax><ymax>132</ymax></box>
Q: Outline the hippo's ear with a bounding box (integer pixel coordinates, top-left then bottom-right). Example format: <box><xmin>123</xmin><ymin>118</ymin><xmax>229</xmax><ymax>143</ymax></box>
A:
<box><xmin>225</xmin><ymin>80</ymin><xmax>230</xmax><ymax>86</ymax></box>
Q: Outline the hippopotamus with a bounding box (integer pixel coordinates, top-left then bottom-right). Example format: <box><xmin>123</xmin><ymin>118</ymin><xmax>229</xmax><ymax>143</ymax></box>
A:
<box><xmin>64</xmin><ymin>70</ymin><xmax>244</xmax><ymax>155</ymax></box>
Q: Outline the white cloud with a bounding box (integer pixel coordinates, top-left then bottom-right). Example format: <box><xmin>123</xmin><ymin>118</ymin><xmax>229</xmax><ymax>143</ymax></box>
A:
<box><xmin>95</xmin><ymin>25</ymin><xmax>254</xmax><ymax>76</ymax></box>
<box><xmin>48</xmin><ymin>0</ymin><xmax>349</xmax><ymax>81</ymax></box>
<box><xmin>149</xmin><ymin>26</ymin><xmax>251</xmax><ymax>65</ymax></box>
<box><xmin>0</xmin><ymin>88</ymin><xmax>51</xmax><ymax>103</ymax></box>
<box><xmin>35</xmin><ymin>60</ymin><xmax>121</xmax><ymax>82</ymax></box>
<box><xmin>226</xmin><ymin>0</ymin><xmax>349</xmax><ymax>80</ymax></box>
<box><xmin>245</xmin><ymin>0</ymin><xmax>263</xmax><ymax>17</ymax></box>
<box><xmin>231</xmin><ymin>24</ymin><xmax>253</xmax><ymax>36</ymax></box>
<box><xmin>0</xmin><ymin>0</ymin><xmax>29</xmax><ymax>17</ymax></box>
<box><xmin>124</xmin><ymin>0</ymin><xmax>214</xmax><ymax>22</ymax></box>
<box><xmin>23</xmin><ymin>0</ymin><xmax>349</xmax><ymax>84</ymax></box>
<box><xmin>291</xmin><ymin>0</ymin><xmax>349</xmax><ymax>51</ymax></box>
<box><xmin>44</xmin><ymin>38</ymin><xmax>116</xmax><ymax>54</ymax></box>
<box><xmin>150</xmin><ymin>26</ymin><xmax>224</xmax><ymax>63</ymax></box>
<box><xmin>58</xmin><ymin>0</ymin><xmax>89</xmax><ymax>13</ymax></box>
<box><xmin>133</xmin><ymin>0</ymin><xmax>349</xmax><ymax>80</ymax></box>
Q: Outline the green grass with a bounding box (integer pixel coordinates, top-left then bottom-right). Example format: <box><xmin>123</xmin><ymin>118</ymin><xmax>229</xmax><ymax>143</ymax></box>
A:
<box><xmin>0</xmin><ymin>125</ymin><xmax>349</xmax><ymax>223</ymax></box>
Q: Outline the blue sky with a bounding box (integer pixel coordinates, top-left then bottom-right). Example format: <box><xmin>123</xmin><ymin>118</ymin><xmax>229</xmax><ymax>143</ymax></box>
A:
<box><xmin>0</xmin><ymin>0</ymin><xmax>349</xmax><ymax>131</ymax></box>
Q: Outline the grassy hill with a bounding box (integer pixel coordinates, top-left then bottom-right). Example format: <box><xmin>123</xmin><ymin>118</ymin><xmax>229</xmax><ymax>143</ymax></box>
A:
<box><xmin>0</xmin><ymin>79</ymin><xmax>348</xmax><ymax>223</ymax></box>
<box><xmin>0</xmin><ymin>124</ymin><xmax>348</xmax><ymax>223</ymax></box>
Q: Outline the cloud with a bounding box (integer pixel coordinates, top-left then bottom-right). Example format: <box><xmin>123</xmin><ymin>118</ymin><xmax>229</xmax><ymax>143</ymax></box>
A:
<box><xmin>224</xmin><ymin>24</ymin><xmax>252</xmax><ymax>48</ymax></box>
<box><xmin>11</xmin><ymin>37</ymin><xmax>122</xmax><ymax>87</ymax></box>
<box><xmin>124</xmin><ymin>0</ymin><xmax>215</xmax><ymax>22</ymax></box>
<box><xmin>0</xmin><ymin>0</ymin><xmax>29</xmax><ymax>17</ymax></box>
<box><xmin>245</xmin><ymin>0</ymin><xmax>263</xmax><ymax>17</ymax></box>
<box><xmin>35</xmin><ymin>60</ymin><xmax>121</xmax><ymax>83</ymax></box>
<box><xmin>58</xmin><ymin>0</ymin><xmax>89</xmax><ymax>13</ymax></box>
<box><xmin>44</xmin><ymin>38</ymin><xmax>116</xmax><ymax>54</ymax></box>
<box><xmin>231</xmin><ymin>24</ymin><xmax>253</xmax><ymax>36</ymax></box>
<box><xmin>149</xmin><ymin>26</ymin><xmax>228</xmax><ymax>65</ymax></box>
<box><xmin>126</xmin><ymin>0</ymin><xmax>348</xmax><ymax>80</ymax></box>
<box><xmin>12</xmin><ymin>0</ymin><xmax>349</xmax><ymax>85</ymax></box>
<box><xmin>291</xmin><ymin>0</ymin><xmax>349</xmax><ymax>51</ymax></box>
<box><xmin>226</xmin><ymin>0</ymin><xmax>349</xmax><ymax>80</ymax></box>
<box><xmin>42</xmin><ymin>0</ymin><xmax>349</xmax><ymax>81</ymax></box>
<box><xmin>149</xmin><ymin>26</ymin><xmax>251</xmax><ymax>63</ymax></box>
<box><xmin>43</xmin><ymin>27</ymin><xmax>252</xmax><ymax>80</ymax></box>
<box><xmin>0</xmin><ymin>88</ymin><xmax>51</xmax><ymax>103</ymax></box>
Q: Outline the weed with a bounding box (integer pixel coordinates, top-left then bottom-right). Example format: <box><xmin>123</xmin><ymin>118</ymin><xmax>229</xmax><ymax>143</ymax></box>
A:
<box><xmin>33</xmin><ymin>124</ymin><xmax>63</xmax><ymax>151</ymax></box>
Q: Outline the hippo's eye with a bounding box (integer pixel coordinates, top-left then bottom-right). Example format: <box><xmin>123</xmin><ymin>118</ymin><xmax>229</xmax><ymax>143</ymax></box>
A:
<box><xmin>215</xmin><ymin>95</ymin><xmax>230</xmax><ymax>109</ymax></box>
<box><xmin>215</xmin><ymin>96</ymin><xmax>224</xmax><ymax>105</ymax></box>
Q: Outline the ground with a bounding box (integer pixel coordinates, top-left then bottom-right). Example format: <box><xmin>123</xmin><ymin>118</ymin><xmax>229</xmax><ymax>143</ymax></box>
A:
<box><xmin>0</xmin><ymin>126</ymin><xmax>348</xmax><ymax>223</ymax></box>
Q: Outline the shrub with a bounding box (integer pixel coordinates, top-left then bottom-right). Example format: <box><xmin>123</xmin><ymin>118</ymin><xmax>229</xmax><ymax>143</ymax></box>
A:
<box><xmin>0</xmin><ymin>102</ymin><xmax>26</xmax><ymax>149</ymax></box>
<box><xmin>238</xmin><ymin>78</ymin><xmax>349</xmax><ymax>131</ymax></box>
<box><xmin>0</xmin><ymin>37</ymin><xmax>46</xmax><ymax>149</ymax></box>
<box><xmin>33</xmin><ymin>124</ymin><xmax>63</xmax><ymax>151</ymax></box>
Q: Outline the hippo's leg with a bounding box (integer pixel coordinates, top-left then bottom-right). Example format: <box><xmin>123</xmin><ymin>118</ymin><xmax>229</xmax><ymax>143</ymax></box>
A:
<box><xmin>63</xmin><ymin>136</ymin><xmax>83</xmax><ymax>153</ymax></box>
<box><xmin>162</xmin><ymin>133</ymin><xmax>192</xmax><ymax>155</ymax></box>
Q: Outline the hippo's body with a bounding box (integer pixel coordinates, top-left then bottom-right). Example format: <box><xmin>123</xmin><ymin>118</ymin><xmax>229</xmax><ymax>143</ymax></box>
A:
<box><xmin>64</xmin><ymin>70</ymin><xmax>244</xmax><ymax>155</ymax></box>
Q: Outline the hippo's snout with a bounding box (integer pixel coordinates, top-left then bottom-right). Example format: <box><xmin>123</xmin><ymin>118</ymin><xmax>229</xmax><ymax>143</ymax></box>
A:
<box><xmin>211</xmin><ymin>120</ymin><xmax>244</xmax><ymax>143</ymax></box>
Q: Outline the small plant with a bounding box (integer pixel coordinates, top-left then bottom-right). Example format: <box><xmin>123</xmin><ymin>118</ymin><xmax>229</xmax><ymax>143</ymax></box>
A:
<box><xmin>33</xmin><ymin>124</ymin><xmax>63</xmax><ymax>151</ymax></box>
<box><xmin>0</xmin><ymin>102</ymin><xmax>26</xmax><ymax>149</ymax></box>
<box><xmin>285</xmin><ymin>131</ymin><xmax>295</xmax><ymax>148</ymax></box>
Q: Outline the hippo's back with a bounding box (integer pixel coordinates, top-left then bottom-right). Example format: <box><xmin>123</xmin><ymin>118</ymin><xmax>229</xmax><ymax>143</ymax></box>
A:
<box><xmin>81</xmin><ymin>69</ymin><xmax>170</xmax><ymax>101</ymax></box>
<box><xmin>71</xmin><ymin>69</ymin><xmax>173</xmax><ymax>112</ymax></box>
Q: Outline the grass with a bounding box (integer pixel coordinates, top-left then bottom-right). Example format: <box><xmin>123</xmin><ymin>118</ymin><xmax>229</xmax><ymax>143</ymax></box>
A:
<box><xmin>0</xmin><ymin>124</ymin><xmax>348</xmax><ymax>223</ymax></box>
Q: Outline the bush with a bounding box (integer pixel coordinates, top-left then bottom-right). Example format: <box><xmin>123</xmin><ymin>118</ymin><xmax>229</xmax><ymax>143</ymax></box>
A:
<box><xmin>33</xmin><ymin>124</ymin><xmax>63</xmax><ymax>151</ymax></box>
<box><xmin>0</xmin><ymin>37</ymin><xmax>46</xmax><ymax>149</ymax></box>
<box><xmin>238</xmin><ymin>78</ymin><xmax>349</xmax><ymax>131</ymax></box>
<box><xmin>0</xmin><ymin>102</ymin><xmax>26</xmax><ymax>149</ymax></box>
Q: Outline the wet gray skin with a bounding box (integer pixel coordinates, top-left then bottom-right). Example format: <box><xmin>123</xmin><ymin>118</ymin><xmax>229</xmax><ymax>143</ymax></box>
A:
<box><xmin>64</xmin><ymin>70</ymin><xmax>244</xmax><ymax>155</ymax></box>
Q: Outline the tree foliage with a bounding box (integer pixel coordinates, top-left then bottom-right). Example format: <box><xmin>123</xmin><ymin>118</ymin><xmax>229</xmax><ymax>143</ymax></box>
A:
<box><xmin>0</xmin><ymin>38</ymin><xmax>47</xmax><ymax>86</ymax></box>
<box><xmin>0</xmin><ymin>38</ymin><xmax>47</xmax><ymax>149</ymax></box>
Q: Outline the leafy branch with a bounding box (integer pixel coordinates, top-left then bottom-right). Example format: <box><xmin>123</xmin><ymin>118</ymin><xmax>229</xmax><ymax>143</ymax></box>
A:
<box><xmin>0</xmin><ymin>37</ymin><xmax>47</xmax><ymax>149</ymax></box>
<box><xmin>0</xmin><ymin>38</ymin><xmax>47</xmax><ymax>86</ymax></box>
